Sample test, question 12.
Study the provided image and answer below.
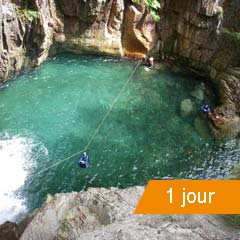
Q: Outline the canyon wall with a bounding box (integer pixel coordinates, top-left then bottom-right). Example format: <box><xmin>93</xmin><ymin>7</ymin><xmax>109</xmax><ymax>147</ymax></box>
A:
<box><xmin>0</xmin><ymin>0</ymin><xmax>156</xmax><ymax>82</ymax></box>
<box><xmin>157</xmin><ymin>0</ymin><xmax>240</xmax><ymax>137</ymax></box>
<box><xmin>0</xmin><ymin>0</ymin><xmax>56</xmax><ymax>81</ymax></box>
<box><xmin>0</xmin><ymin>186</ymin><xmax>239</xmax><ymax>240</ymax></box>
<box><xmin>53</xmin><ymin>0</ymin><xmax>156</xmax><ymax>57</ymax></box>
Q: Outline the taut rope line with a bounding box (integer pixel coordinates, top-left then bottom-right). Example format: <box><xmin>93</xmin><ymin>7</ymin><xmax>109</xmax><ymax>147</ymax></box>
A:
<box><xmin>84</xmin><ymin>59</ymin><xmax>141</xmax><ymax>151</ymax></box>
<box><xmin>29</xmin><ymin>60</ymin><xmax>141</xmax><ymax>177</ymax></box>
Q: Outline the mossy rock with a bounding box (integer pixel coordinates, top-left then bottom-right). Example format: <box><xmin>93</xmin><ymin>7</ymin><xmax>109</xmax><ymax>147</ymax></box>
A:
<box><xmin>190</xmin><ymin>83</ymin><xmax>205</xmax><ymax>101</ymax></box>
<box><xmin>194</xmin><ymin>117</ymin><xmax>212</xmax><ymax>140</ymax></box>
<box><xmin>163</xmin><ymin>215</ymin><xmax>176</xmax><ymax>222</ymax></box>
<box><xmin>229</xmin><ymin>164</ymin><xmax>240</xmax><ymax>180</ymax></box>
<box><xmin>18</xmin><ymin>8</ymin><xmax>39</xmax><ymax>23</ymax></box>
<box><xmin>224</xmin><ymin>164</ymin><xmax>240</xmax><ymax>227</ymax></box>
<box><xmin>180</xmin><ymin>99</ymin><xmax>193</xmax><ymax>116</ymax></box>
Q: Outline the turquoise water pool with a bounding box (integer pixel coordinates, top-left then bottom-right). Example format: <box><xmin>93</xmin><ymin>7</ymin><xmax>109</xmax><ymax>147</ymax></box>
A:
<box><xmin>0</xmin><ymin>53</ymin><xmax>239</xmax><ymax>222</ymax></box>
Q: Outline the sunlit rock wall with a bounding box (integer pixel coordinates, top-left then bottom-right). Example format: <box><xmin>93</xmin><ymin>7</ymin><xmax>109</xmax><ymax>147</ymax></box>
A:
<box><xmin>54</xmin><ymin>0</ymin><xmax>124</xmax><ymax>55</ymax></box>
<box><xmin>0</xmin><ymin>0</ymin><xmax>56</xmax><ymax>81</ymax></box>
<box><xmin>54</xmin><ymin>0</ymin><xmax>156</xmax><ymax>58</ymax></box>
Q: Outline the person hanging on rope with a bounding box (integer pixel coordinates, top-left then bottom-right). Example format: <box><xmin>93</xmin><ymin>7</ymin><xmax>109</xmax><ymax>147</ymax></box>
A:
<box><xmin>30</xmin><ymin>61</ymin><xmax>141</xmax><ymax>176</ymax></box>
<box><xmin>78</xmin><ymin>151</ymin><xmax>89</xmax><ymax>168</ymax></box>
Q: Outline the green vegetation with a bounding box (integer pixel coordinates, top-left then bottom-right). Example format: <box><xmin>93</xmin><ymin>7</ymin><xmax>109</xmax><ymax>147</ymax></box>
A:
<box><xmin>222</xmin><ymin>28</ymin><xmax>240</xmax><ymax>43</ymax></box>
<box><xmin>60</xmin><ymin>219</ymin><xmax>71</xmax><ymax>232</ymax></box>
<box><xmin>163</xmin><ymin>215</ymin><xmax>176</xmax><ymax>223</ymax></box>
<box><xmin>25</xmin><ymin>9</ymin><xmax>39</xmax><ymax>22</ymax></box>
<box><xmin>18</xmin><ymin>7</ymin><xmax>39</xmax><ymax>23</ymax></box>
<box><xmin>132</xmin><ymin>0</ymin><xmax>161</xmax><ymax>21</ymax></box>
<box><xmin>224</xmin><ymin>164</ymin><xmax>240</xmax><ymax>227</ymax></box>
<box><xmin>23</xmin><ymin>9</ymin><xmax>39</xmax><ymax>22</ymax></box>
<box><xmin>229</xmin><ymin>164</ymin><xmax>240</xmax><ymax>180</ymax></box>
<box><xmin>223</xmin><ymin>215</ymin><xmax>240</xmax><ymax>228</ymax></box>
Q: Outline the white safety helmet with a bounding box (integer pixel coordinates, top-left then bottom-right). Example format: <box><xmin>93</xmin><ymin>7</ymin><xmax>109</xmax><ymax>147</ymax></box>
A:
<box><xmin>150</xmin><ymin>57</ymin><xmax>154</xmax><ymax>61</ymax></box>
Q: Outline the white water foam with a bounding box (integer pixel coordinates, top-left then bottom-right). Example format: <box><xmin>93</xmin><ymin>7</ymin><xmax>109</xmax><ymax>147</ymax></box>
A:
<box><xmin>0</xmin><ymin>134</ymin><xmax>34</xmax><ymax>224</ymax></box>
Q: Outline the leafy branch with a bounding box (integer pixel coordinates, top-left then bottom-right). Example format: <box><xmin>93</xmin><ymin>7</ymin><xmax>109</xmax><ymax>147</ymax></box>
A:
<box><xmin>132</xmin><ymin>0</ymin><xmax>161</xmax><ymax>21</ymax></box>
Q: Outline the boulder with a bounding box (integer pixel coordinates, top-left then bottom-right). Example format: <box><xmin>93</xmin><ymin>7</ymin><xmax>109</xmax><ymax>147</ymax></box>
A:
<box><xmin>0</xmin><ymin>221</ymin><xmax>19</xmax><ymax>240</ymax></box>
<box><xmin>5</xmin><ymin>187</ymin><xmax>235</xmax><ymax>240</ymax></box>
<box><xmin>190</xmin><ymin>83</ymin><xmax>205</xmax><ymax>101</ymax></box>
<box><xmin>194</xmin><ymin>116</ymin><xmax>212</xmax><ymax>139</ymax></box>
<box><xmin>180</xmin><ymin>99</ymin><xmax>193</xmax><ymax>116</ymax></box>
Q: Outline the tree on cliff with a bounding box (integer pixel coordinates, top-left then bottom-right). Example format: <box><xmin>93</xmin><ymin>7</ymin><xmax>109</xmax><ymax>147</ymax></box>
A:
<box><xmin>132</xmin><ymin>0</ymin><xmax>161</xmax><ymax>21</ymax></box>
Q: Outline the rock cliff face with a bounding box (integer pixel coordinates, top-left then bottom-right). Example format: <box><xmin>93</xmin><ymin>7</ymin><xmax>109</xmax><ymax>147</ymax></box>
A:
<box><xmin>0</xmin><ymin>0</ymin><xmax>55</xmax><ymax>81</ymax></box>
<box><xmin>0</xmin><ymin>187</ymin><xmax>239</xmax><ymax>240</ymax></box>
<box><xmin>0</xmin><ymin>0</ymin><xmax>156</xmax><ymax>81</ymax></box>
<box><xmin>157</xmin><ymin>0</ymin><xmax>240</xmax><ymax>137</ymax></box>
<box><xmin>54</xmin><ymin>0</ymin><xmax>157</xmax><ymax>57</ymax></box>
<box><xmin>53</xmin><ymin>0</ymin><xmax>125</xmax><ymax>55</ymax></box>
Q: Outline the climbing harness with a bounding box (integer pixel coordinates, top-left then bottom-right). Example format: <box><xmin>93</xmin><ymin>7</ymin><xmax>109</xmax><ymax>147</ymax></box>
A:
<box><xmin>29</xmin><ymin>59</ymin><xmax>142</xmax><ymax>177</ymax></box>
<box><xmin>78</xmin><ymin>154</ymin><xmax>89</xmax><ymax>168</ymax></box>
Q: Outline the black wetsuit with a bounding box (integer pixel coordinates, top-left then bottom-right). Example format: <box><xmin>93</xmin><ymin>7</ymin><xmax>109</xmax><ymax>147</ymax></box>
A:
<box><xmin>78</xmin><ymin>155</ymin><xmax>89</xmax><ymax>168</ymax></box>
<box><xmin>147</xmin><ymin>60</ymin><xmax>153</xmax><ymax>68</ymax></box>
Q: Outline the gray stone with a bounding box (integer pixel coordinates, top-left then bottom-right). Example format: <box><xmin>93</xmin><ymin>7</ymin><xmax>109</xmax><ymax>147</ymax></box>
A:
<box><xmin>180</xmin><ymin>99</ymin><xmax>193</xmax><ymax>116</ymax></box>
<box><xmin>190</xmin><ymin>83</ymin><xmax>205</xmax><ymax>101</ymax></box>
<box><xmin>5</xmin><ymin>187</ymin><xmax>235</xmax><ymax>240</ymax></box>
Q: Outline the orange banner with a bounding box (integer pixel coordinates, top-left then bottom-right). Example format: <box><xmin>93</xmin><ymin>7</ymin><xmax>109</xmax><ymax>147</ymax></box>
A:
<box><xmin>134</xmin><ymin>180</ymin><xmax>240</xmax><ymax>214</ymax></box>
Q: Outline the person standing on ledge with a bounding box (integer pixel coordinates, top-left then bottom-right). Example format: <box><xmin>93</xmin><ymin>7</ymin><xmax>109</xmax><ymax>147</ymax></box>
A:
<box><xmin>78</xmin><ymin>151</ymin><xmax>89</xmax><ymax>168</ymax></box>
<box><xmin>142</xmin><ymin>55</ymin><xmax>154</xmax><ymax>70</ymax></box>
<box><xmin>200</xmin><ymin>104</ymin><xmax>211</xmax><ymax>113</ymax></box>
<box><xmin>147</xmin><ymin>57</ymin><xmax>154</xmax><ymax>69</ymax></box>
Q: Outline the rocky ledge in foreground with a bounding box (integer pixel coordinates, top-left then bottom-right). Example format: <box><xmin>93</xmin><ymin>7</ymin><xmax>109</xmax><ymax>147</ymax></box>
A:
<box><xmin>1</xmin><ymin>186</ymin><xmax>239</xmax><ymax>240</ymax></box>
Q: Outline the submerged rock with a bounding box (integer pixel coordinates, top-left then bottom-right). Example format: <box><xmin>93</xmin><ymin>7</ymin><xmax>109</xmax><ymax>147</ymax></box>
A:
<box><xmin>154</xmin><ymin>62</ymin><xmax>168</xmax><ymax>71</ymax></box>
<box><xmin>194</xmin><ymin>116</ymin><xmax>212</xmax><ymax>139</ymax></box>
<box><xmin>190</xmin><ymin>83</ymin><xmax>205</xmax><ymax>101</ymax></box>
<box><xmin>180</xmin><ymin>99</ymin><xmax>193</xmax><ymax>116</ymax></box>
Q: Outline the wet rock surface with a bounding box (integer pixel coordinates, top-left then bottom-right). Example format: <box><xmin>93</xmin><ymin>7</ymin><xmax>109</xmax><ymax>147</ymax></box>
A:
<box><xmin>157</xmin><ymin>0</ymin><xmax>240</xmax><ymax>137</ymax></box>
<box><xmin>0</xmin><ymin>187</ymin><xmax>238</xmax><ymax>240</ymax></box>
<box><xmin>190</xmin><ymin>83</ymin><xmax>205</xmax><ymax>101</ymax></box>
<box><xmin>180</xmin><ymin>99</ymin><xmax>193</xmax><ymax>116</ymax></box>
<box><xmin>194</xmin><ymin>116</ymin><xmax>212</xmax><ymax>139</ymax></box>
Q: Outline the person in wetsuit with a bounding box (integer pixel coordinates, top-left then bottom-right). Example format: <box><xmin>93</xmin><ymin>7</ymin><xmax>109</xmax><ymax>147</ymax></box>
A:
<box><xmin>142</xmin><ymin>55</ymin><xmax>154</xmax><ymax>69</ymax></box>
<box><xmin>200</xmin><ymin>104</ymin><xmax>211</xmax><ymax>113</ymax></box>
<box><xmin>147</xmin><ymin>57</ymin><xmax>154</xmax><ymax>69</ymax></box>
<box><xmin>78</xmin><ymin>151</ymin><xmax>89</xmax><ymax>168</ymax></box>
